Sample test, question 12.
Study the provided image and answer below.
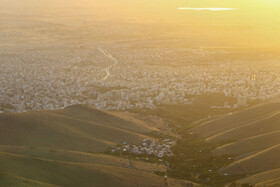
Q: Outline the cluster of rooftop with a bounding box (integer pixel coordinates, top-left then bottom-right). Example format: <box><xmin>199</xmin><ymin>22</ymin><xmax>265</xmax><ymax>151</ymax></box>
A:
<box><xmin>1</xmin><ymin>45</ymin><xmax>279</xmax><ymax>113</ymax></box>
<box><xmin>112</xmin><ymin>138</ymin><xmax>175</xmax><ymax>158</ymax></box>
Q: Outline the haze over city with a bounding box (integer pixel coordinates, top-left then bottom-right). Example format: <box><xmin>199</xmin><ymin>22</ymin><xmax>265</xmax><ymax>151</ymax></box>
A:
<box><xmin>0</xmin><ymin>0</ymin><xmax>280</xmax><ymax>187</ymax></box>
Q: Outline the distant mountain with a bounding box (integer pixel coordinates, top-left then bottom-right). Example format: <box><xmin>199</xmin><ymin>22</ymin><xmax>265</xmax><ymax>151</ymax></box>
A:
<box><xmin>192</xmin><ymin>102</ymin><xmax>280</xmax><ymax>186</ymax></box>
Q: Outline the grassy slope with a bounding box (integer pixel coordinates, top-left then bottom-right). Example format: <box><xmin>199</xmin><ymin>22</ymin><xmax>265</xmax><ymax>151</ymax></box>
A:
<box><xmin>214</xmin><ymin>130</ymin><xmax>280</xmax><ymax>157</ymax></box>
<box><xmin>57</xmin><ymin>105</ymin><xmax>160</xmax><ymax>133</ymax></box>
<box><xmin>0</xmin><ymin>105</ymin><xmax>156</xmax><ymax>152</ymax></box>
<box><xmin>0</xmin><ymin>146</ymin><xmax>167</xmax><ymax>187</ymax></box>
<box><xmin>0</xmin><ymin>105</ymin><xmax>191</xmax><ymax>186</ymax></box>
<box><xmin>237</xmin><ymin>169</ymin><xmax>280</xmax><ymax>187</ymax></box>
<box><xmin>4</xmin><ymin>98</ymin><xmax>273</xmax><ymax>186</ymax></box>
<box><xmin>0</xmin><ymin>145</ymin><xmax>166</xmax><ymax>173</ymax></box>
<box><xmin>220</xmin><ymin>144</ymin><xmax>280</xmax><ymax>175</ymax></box>
<box><xmin>192</xmin><ymin>103</ymin><xmax>280</xmax><ymax>139</ymax></box>
<box><xmin>190</xmin><ymin>102</ymin><xmax>280</xmax><ymax>185</ymax></box>
<box><xmin>0</xmin><ymin>172</ymin><xmax>59</xmax><ymax>187</ymax></box>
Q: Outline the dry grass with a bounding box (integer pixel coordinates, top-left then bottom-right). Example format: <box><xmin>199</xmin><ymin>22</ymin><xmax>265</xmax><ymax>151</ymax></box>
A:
<box><xmin>191</xmin><ymin>102</ymin><xmax>280</xmax><ymax>185</ymax></box>
<box><xmin>220</xmin><ymin>144</ymin><xmax>280</xmax><ymax>175</ymax></box>
<box><xmin>0</xmin><ymin>105</ymin><xmax>192</xmax><ymax>186</ymax></box>
<box><xmin>0</xmin><ymin>105</ymin><xmax>157</xmax><ymax>152</ymax></box>
<box><xmin>237</xmin><ymin>168</ymin><xmax>280</xmax><ymax>187</ymax></box>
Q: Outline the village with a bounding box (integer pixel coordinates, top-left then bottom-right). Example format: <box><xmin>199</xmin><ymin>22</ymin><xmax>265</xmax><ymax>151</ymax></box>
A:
<box><xmin>111</xmin><ymin>137</ymin><xmax>175</xmax><ymax>159</ymax></box>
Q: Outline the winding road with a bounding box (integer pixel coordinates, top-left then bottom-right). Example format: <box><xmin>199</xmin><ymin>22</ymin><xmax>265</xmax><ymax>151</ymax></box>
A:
<box><xmin>97</xmin><ymin>47</ymin><xmax>119</xmax><ymax>81</ymax></box>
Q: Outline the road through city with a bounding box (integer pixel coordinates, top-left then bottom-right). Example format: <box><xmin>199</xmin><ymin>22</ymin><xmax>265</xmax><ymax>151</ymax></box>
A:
<box><xmin>97</xmin><ymin>47</ymin><xmax>119</xmax><ymax>80</ymax></box>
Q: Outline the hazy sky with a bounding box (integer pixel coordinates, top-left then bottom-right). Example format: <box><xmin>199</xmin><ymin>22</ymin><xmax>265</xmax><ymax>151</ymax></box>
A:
<box><xmin>1</xmin><ymin>0</ymin><xmax>280</xmax><ymax>48</ymax></box>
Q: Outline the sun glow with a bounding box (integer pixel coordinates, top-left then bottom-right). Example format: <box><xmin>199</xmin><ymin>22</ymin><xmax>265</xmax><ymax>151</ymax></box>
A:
<box><xmin>178</xmin><ymin>7</ymin><xmax>236</xmax><ymax>11</ymax></box>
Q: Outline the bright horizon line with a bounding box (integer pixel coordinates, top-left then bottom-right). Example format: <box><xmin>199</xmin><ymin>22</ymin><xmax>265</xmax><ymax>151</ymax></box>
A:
<box><xmin>178</xmin><ymin>7</ymin><xmax>236</xmax><ymax>11</ymax></box>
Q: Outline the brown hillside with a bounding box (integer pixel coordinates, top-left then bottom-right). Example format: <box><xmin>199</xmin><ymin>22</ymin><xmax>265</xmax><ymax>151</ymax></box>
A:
<box><xmin>214</xmin><ymin>130</ymin><xmax>280</xmax><ymax>157</ymax></box>
<box><xmin>191</xmin><ymin>102</ymin><xmax>280</xmax><ymax>186</ymax></box>
<box><xmin>0</xmin><ymin>105</ymin><xmax>193</xmax><ymax>187</ymax></box>
<box><xmin>237</xmin><ymin>168</ymin><xmax>280</xmax><ymax>187</ymax></box>
<box><xmin>0</xmin><ymin>105</ymin><xmax>157</xmax><ymax>152</ymax></box>
<box><xmin>192</xmin><ymin>103</ymin><xmax>280</xmax><ymax>138</ymax></box>
<box><xmin>220</xmin><ymin>144</ymin><xmax>280</xmax><ymax>175</ymax></box>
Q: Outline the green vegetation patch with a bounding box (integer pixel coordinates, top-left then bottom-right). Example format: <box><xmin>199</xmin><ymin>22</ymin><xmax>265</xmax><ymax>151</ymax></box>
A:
<box><xmin>166</xmin><ymin>133</ymin><xmax>244</xmax><ymax>186</ymax></box>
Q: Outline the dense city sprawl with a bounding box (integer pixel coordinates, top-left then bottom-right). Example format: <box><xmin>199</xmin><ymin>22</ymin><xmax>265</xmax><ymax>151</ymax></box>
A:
<box><xmin>1</xmin><ymin>44</ymin><xmax>280</xmax><ymax>113</ymax></box>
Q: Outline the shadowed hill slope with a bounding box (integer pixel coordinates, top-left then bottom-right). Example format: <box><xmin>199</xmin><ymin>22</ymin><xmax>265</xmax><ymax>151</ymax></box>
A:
<box><xmin>191</xmin><ymin>102</ymin><xmax>280</xmax><ymax>185</ymax></box>
<box><xmin>0</xmin><ymin>105</ymin><xmax>193</xmax><ymax>187</ymax></box>
<box><xmin>0</xmin><ymin>105</ymin><xmax>159</xmax><ymax>152</ymax></box>
<box><xmin>0</xmin><ymin>146</ymin><xmax>168</xmax><ymax>187</ymax></box>
<box><xmin>220</xmin><ymin>144</ymin><xmax>280</xmax><ymax>175</ymax></box>
<box><xmin>237</xmin><ymin>168</ymin><xmax>280</xmax><ymax>187</ymax></box>
<box><xmin>192</xmin><ymin>103</ymin><xmax>280</xmax><ymax>140</ymax></box>
<box><xmin>214</xmin><ymin>130</ymin><xmax>280</xmax><ymax>157</ymax></box>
